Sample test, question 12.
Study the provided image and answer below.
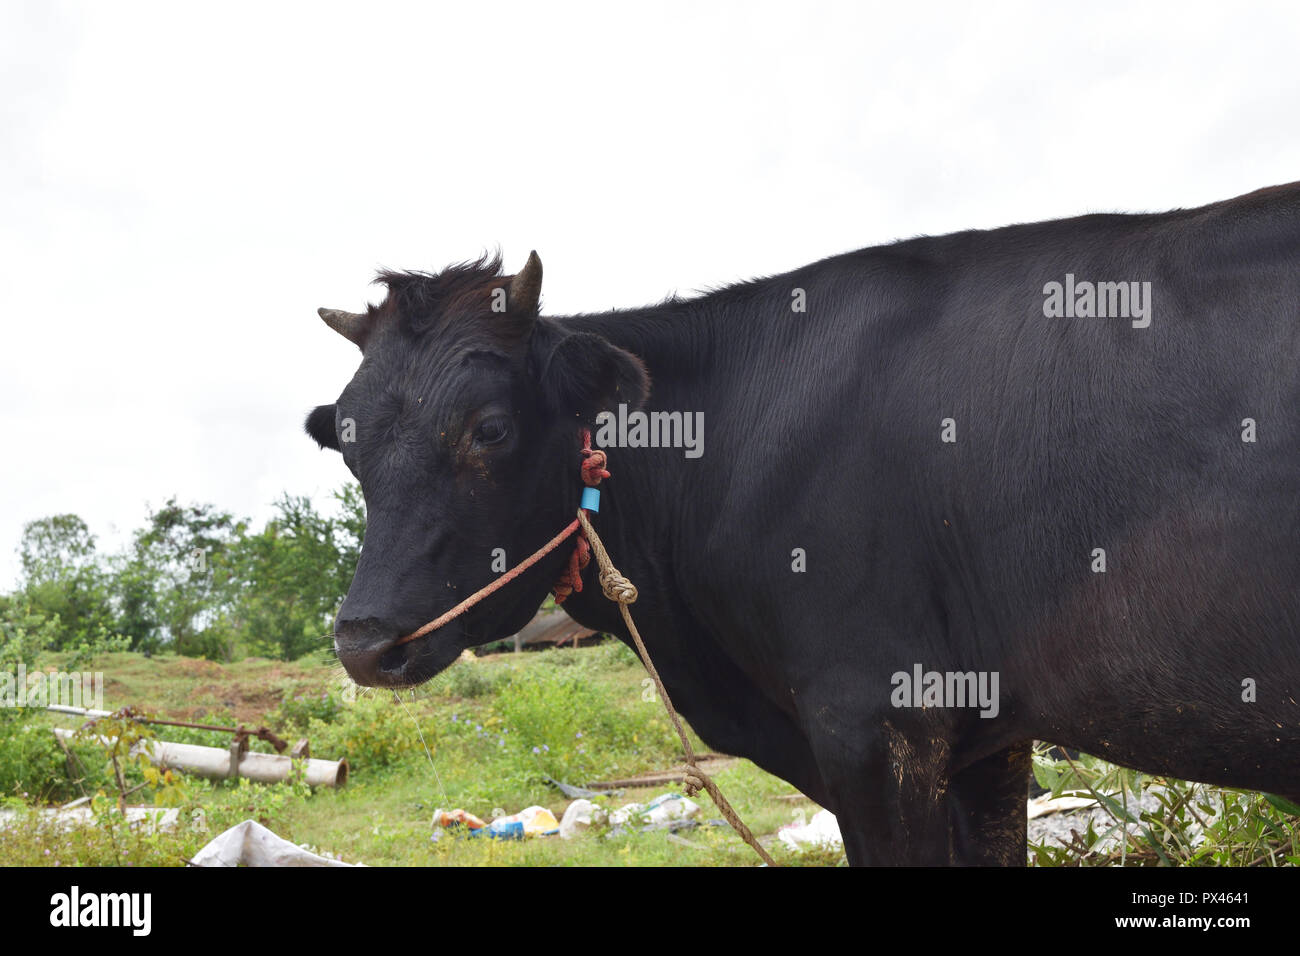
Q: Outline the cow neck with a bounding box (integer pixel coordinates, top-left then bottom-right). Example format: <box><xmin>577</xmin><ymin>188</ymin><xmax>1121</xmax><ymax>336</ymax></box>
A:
<box><xmin>544</xmin><ymin>299</ymin><xmax>721</xmax><ymax>625</ymax></box>
<box><xmin>558</xmin><ymin>296</ymin><xmax>719</xmax><ymax>384</ymax></box>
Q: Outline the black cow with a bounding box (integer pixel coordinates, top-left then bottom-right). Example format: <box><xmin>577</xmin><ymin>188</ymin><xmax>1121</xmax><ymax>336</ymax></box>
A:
<box><xmin>305</xmin><ymin>182</ymin><xmax>1300</xmax><ymax>864</ymax></box>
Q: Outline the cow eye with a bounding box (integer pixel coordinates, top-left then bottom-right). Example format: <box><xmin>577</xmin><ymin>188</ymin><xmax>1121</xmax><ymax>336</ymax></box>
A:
<box><xmin>473</xmin><ymin>415</ymin><xmax>511</xmax><ymax>446</ymax></box>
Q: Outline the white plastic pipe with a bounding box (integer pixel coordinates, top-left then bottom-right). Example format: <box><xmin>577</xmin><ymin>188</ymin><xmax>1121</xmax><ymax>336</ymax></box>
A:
<box><xmin>53</xmin><ymin>728</ymin><xmax>347</xmax><ymax>788</ymax></box>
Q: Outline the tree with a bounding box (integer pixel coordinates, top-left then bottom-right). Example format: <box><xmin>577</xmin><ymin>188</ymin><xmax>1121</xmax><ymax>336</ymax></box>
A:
<box><xmin>333</xmin><ymin>481</ymin><xmax>365</xmax><ymax>587</ymax></box>
<box><xmin>126</xmin><ymin>499</ymin><xmax>244</xmax><ymax>659</ymax></box>
<box><xmin>106</xmin><ymin>551</ymin><xmax>163</xmax><ymax>654</ymax></box>
<box><xmin>18</xmin><ymin>515</ymin><xmax>115</xmax><ymax>650</ymax></box>
<box><xmin>0</xmin><ymin>593</ymin><xmax>60</xmax><ymax>672</ymax></box>
<box><xmin>223</xmin><ymin>488</ymin><xmax>361</xmax><ymax>660</ymax></box>
<box><xmin>20</xmin><ymin>514</ymin><xmax>96</xmax><ymax>578</ymax></box>
<box><xmin>5</xmin><ymin>485</ymin><xmax>366</xmax><ymax>663</ymax></box>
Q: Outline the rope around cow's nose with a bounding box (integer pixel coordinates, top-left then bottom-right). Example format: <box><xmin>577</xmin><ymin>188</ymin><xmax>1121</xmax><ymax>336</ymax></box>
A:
<box><xmin>395</xmin><ymin>431</ymin><xmax>779</xmax><ymax>866</ymax></box>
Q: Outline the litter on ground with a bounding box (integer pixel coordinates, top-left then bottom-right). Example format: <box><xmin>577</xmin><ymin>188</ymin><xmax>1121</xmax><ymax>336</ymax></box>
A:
<box><xmin>608</xmin><ymin>792</ymin><xmax>700</xmax><ymax>827</ymax></box>
<box><xmin>190</xmin><ymin>820</ymin><xmax>360</xmax><ymax>867</ymax></box>
<box><xmin>432</xmin><ymin>807</ymin><xmax>487</xmax><ymax>832</ymax></box>
<box><xmin>0</xmin><ymin>806</ymin><xmax>180</xmax><ymax>834</ymax></box>
<box><xmin>433</xmin><ymin>792</ymin><xmax>702</xmax><ymax>842</ymax></box>
<box><xmin>433</xmin><ymin>805</ymin><xmax>558</xmax><ymax>840</ymax></box>
<box><xmin>1026</xmin><ymin>792</ymin><xmax>1098</xmax><ymax>819</ymax></box>
<box><xmin>777</xmin><ymin>809</ymin><xmax>843</xmax><ymax>852</ymax></box>
<box><xmin>559</xmin><ymin>798</ymin><xmax>608</xmax><ymax>838</ymax></box>
<box><xmin>472</xmin><ymin>805</ymin><xmax>559</xmax><ymax>839</ymax></box>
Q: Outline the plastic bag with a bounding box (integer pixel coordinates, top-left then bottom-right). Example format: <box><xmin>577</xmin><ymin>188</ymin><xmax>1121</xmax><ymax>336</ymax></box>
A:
<box><xmin>777</xmin><ymin>809</ymin><xmax>842</xmax><ymax>851</ymax></box>
<box><xmin>559</xmin><ymin>798</ymin><xmax>610</xmax><ymax>838</ymax></box>
<box><xmin>471</xmin><ymin>805</ymin><xmax>560</xmax><ymax>839</ymax></box>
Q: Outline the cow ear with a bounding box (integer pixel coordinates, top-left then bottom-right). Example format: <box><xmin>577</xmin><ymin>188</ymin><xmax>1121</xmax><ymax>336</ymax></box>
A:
<box><xmin>535</xmin><ymin>331</ymin><xmax>650</xmax><ymax>420</ymax></box>
<box><xmin>305</xmin><ymin>404</ymin><xmax>341</xmax><ymax>451</ymax></box>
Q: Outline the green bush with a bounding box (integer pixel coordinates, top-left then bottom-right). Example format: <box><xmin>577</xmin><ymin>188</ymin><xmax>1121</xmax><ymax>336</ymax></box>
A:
<box><xmin>62</xmin><ymin>628</ymin><xmax>132</xmax><ymax>671</ymax></box>
<box><xmin>0</xmin><ymin>600</ymin><xmax>60</xmax><ymax>671</ymax></box>
<box><xmin>0</xmin><ymin>716</ymin><xmax>109</xmax><ymax>803</ymax></box>
<box><xmin>428</xmin><ymin>658</ymin><xmax>507</xmax><ymax>699</ymax></box>
<box><xmin>273</xmin><ymin>689</ymin><xmax>344</xmax><ymax>731</ymax></box>
<box><xmin>0</xmin><ymin>799</ymin><xmax>214</xmax><ymax>866</ymax></box>
<box><xmin>584</xmin><ymin>638</ymin><xmax>641</xmax><ymax>670</ymax></box>
<box><xmin>305</xmin><ymin>695</ymin><xmax>430</xmax><ymax>769</ymax></box>
<box><xmin>494</xmin><ymin>665</ymin><xmax>676</xmax><ymax>781</ymax></box>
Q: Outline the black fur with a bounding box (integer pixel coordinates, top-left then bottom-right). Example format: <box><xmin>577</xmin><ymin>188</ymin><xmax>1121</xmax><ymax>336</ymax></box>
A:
<box><xmin>306</xmin><ymin>183</ymin><xmax>1300</xmax><ymax>864</ymax></box>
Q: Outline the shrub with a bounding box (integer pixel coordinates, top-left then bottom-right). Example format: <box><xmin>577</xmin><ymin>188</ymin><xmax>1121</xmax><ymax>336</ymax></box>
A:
<box><xmin>62</xmin><ymin>628</ymin><xmax>133</xmax><ymax>670</ymax></box>
<box><xmin>429</xmin><ymin>658</ymin><xmax>507</xmax><ymax>699</ymax></box>
<box><xmin>273</xmin><ymin>689</ymin><xmax>344</xmax><ymax>731</ymax></box>
<box><xmin>585</xmin><ymin>639</ymin><xmax>641</xmax><ymax>670</ymax></box>
<box><xmin>0</xmin><ymin>600</ymin><xmax>60</xmax><ymax>671</ymax></box>
<box><xmin>494</xmin><ymin>666</ymin><xmax>676</xmax><ymax>781</ymax></box>
<box><xmin>0</xmin><ymin>717</ymin><xmax>110</xmax><ymax>803</ymax></box>
<box><xmin>305</xmin><ymin>695</ymin><xmax>431</xmax><ymax>769</ymax></box>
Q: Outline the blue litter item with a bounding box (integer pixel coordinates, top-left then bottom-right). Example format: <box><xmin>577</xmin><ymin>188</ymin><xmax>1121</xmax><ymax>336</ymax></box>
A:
<box><xmin>580</xmin><ymin>487</ymin><xmax>601</xmax><ymax>512</ymax></box>
<box><xmin>470</xmin><ymin>819</ymin><xmax>525</xmax><ymax>840</ymax></box>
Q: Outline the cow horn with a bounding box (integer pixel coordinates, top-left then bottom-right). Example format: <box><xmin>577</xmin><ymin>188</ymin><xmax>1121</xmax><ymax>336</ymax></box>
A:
<box><xmin>318</xmin><ymin>307</ymin><xmax>366</xmax><ymax>346</ymax></box>
<box><xmin>507</xmin><ymin>251</ymin><xmax>543</xmax><ymax>314</ymax></box>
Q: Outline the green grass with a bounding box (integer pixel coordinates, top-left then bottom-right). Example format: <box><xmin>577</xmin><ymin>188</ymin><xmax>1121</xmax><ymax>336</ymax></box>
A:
<box><xmin>3</xmin><ymin>645</ymin><xmax>1293</xmax><ymax>866</ymax></box>
<box><xmin>0</xmin><ymin>644</ymin><xmax>832</xmax><ymax>866</ymax></box>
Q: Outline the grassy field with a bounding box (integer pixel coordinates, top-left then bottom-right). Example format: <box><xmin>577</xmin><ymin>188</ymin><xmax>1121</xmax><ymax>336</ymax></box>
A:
<box><xmin>2</xmin><ymin>644</ymin><xmax>1296</xmax><ymax>867</ymax></box>
<box><xmin>0</xmin><ymin>644</ymin><xmax>842</xmax><ymax>866</ymax></box>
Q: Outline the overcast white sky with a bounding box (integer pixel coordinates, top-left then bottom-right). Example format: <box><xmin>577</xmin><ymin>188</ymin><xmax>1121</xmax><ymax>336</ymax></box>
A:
<box><xmin>3</xmin><ymin>0</ymin><xmax>1299</xmax><ymax>588</ymax></box>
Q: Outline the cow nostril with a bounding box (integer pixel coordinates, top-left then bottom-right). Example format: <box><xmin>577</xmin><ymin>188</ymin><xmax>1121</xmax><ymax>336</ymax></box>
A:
<box><xmin>377</xmin><ymin>643</ymin><xmax>410</xmax><ymax>679</ymax></box>
<box><xmin>333</xmin><ymin>619</ymin><xmax>409</xmax><ymax>687</ymax></box>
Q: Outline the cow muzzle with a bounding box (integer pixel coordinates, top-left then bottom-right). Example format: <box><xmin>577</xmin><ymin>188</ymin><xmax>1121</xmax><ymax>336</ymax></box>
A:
<box><xmin>334</xmin><ymin>617</ymin><xmax>421</xmax><ymax>688</ymax></box>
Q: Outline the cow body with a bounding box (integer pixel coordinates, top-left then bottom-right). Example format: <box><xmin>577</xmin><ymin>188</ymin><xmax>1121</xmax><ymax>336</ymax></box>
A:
<box><xmin>308</xmin><ymin>183</ymin><xmax>1300</xmax><ymax>864</ymax></box>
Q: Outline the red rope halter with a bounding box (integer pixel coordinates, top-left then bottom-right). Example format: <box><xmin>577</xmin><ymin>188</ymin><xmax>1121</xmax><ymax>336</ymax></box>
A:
<box><xmin>553</xmin><ymin>428</ymin><xmax>608</xmax><ymax>603</ymax></box>
<box><xmin>393</xmin><ymin>429</ymin><xmax>606</xmax><ymax>646</ymax></box>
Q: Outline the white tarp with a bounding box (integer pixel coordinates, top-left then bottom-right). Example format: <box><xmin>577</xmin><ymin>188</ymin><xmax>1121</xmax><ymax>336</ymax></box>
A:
<box><xmin>189</xmin><ymin>820</ymin><xmax>361</xmax><ymax>867</ymax></box>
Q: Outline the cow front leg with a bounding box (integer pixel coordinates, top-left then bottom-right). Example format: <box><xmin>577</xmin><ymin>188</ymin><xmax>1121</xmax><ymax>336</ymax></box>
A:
<box><xmin>805</xmin><ymin>716</ymin><xmax>953</xmax><ymax>865</ymax></box>
<box><xmin>948</xmin><ymin>743</ymin><xmax>1030</xmax><ymax>865</ymax></box>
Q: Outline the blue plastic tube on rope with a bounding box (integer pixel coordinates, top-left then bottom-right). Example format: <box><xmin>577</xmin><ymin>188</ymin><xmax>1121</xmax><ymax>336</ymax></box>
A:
<box><xmin>580</xmin><ymin>487</ymin><xmax>601</xmax><ymax>513</ymax></box>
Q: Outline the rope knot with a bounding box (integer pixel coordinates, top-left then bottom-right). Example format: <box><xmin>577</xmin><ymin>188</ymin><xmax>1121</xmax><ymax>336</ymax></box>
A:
<box><xmin>580</xmin><ymin>447</ymin><xmax>609</xmax><ymax>487</ymax></box>
<box><xmin>599</xmin><ymin>568</ymin><xmax>638</xmax><ymax>604</ymax></box>
<box><xmin>681</xmin><ymin>766</ymin><xmax>706</xmax><ymax>799</ymax></box>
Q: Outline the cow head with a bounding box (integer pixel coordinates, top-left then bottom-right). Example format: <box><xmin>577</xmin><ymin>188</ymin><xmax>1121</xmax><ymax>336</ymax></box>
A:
<box><xmin>305</xmin><ymin>253</ymin><xmax>648</xmax><ymax>688</ymax></box>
